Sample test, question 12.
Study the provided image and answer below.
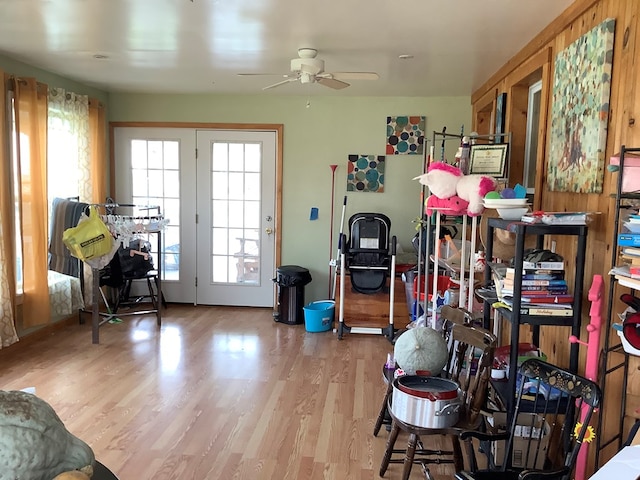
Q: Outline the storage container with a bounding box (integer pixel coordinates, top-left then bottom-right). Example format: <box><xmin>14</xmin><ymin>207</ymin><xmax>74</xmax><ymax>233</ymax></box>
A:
<box><xmin>303</xmin><ymin>300</ymin><xmax>335</xmax><ymax>332</ymax></box>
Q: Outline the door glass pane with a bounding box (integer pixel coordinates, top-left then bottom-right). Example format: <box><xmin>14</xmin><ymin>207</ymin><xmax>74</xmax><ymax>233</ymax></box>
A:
<box><xmin>228</xmin><ymin>172</ymin><xmax>244</xmax><ymax>200</ymax></box>
<box><xmin>212</xmin><ymin>200</ymin><xmax>228</xmax><ymax>227</ymax></box>
<box><xmin>130</xmin><ymin>139</ymin><xmax>181</xmax><ymax>281</ymax></box>
<box><xmin>210</xmin><ymin>141</ymin><xmax>261</xmax><ymax>285</ymax></box>
<box><xmin>245</xmin><ymin>172</ymin><xmax>260</xmax><ymax>200</ymax></box>
<box><xmin>212</xmin><ymin>227</ymin><xmax>228</xmax><ymax>255</ymax></box>
<box><xmin>245</xmin><ymin>201</ymin><xmax>260</xmax><ymax>229</ymax></box>
<box><xmin>212</xmin><ymin>143</ymin><xmax>228</xmax><ymax>170</ymax></box>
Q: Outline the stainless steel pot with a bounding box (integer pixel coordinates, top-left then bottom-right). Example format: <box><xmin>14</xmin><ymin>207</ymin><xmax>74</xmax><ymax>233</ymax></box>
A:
<box><xmin>391</xmin><ymin>376</ymin><xmax>461</xmax><ymax>428</ymax></box>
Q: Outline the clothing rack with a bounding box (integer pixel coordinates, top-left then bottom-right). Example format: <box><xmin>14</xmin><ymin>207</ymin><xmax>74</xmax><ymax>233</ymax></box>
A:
<box><xmin>83</xmin><ymin>202</ymin><xmax>165</xmax><ymax>344</ymax></box>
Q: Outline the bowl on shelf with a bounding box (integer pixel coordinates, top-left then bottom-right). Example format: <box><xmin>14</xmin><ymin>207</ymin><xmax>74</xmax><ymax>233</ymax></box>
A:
<box><xmin>483</xmin><ymin>198</ymin><xmax>528</xmax><ymax>208</ymax></box>
<box><xmin>496</xmin><ymin>207</ymin><xmax>529</xmax><ymax>220</ymax></box>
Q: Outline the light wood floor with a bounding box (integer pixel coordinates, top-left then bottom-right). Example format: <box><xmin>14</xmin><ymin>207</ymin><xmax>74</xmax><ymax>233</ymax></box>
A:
<box><xmin>0</xmin><ymin>305</ymin><xmax>458</xmax><ymax>480</ymax></box>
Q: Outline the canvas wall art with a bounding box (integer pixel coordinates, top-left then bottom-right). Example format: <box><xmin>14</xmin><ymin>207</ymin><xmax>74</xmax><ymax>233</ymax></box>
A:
<box><xmin>347</xmin><ymin>155</ymin><xmax>385</xmax><ymax>192</ymax></box>
<box><xmin>386</xmin><ymin>116</ymin><xmax>425</xmax><ymax>155</ymax></box>
<box><xmin>547</xmin><ymin>18</ymin><xmax>615</xmax><ymax>193</ymax></box>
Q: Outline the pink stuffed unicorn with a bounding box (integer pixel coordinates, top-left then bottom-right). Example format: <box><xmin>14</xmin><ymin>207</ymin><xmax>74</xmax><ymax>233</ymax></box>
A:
<box><xmin>414</xmin><ymin>162</ymin><xmax>498</xmax><ymax>216</ymax></box>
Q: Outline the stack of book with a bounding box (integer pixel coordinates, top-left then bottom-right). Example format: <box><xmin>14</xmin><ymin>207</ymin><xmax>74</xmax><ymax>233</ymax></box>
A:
<box><xmin>621</xmin><ymin>246</ymin><xmax>640</xmax><ymax>278</ymax></box>
<box><xmin>497</xmin><ymin>259</ymin><xmax>573</xmax><ymax>316</ymax></box>
<box><xmin>609</xmin><ymin>213</ymin><xmax>640</xmax><ymax>289</ymax></box>
<box><xmin>618</xmin><ymin>213</ymin><xmax>640</xmax><ymax>247</ymax></box>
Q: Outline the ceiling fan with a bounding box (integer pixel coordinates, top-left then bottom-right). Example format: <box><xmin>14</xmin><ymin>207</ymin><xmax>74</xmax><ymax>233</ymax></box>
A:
<box><xmin>238</xmin><ymin>48</ymin><xmax>379</xmax><ymax>90</ymax></box>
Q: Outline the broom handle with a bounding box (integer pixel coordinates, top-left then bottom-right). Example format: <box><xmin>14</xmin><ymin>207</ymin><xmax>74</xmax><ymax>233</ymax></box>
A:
<box><xmin>328</xmin><ymin>165</ymin><xmax>338</xmax><ymax>297</ymax></box>
<box><xmin>331</xmin><ymin>196</ymin><xmax>347</xmax><ymax>300</ymax></box>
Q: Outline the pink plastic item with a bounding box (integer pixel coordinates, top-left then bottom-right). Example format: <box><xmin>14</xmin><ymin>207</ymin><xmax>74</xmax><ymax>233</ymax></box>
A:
<box><xmin>569</xmin><ymin>275</ymin><xmax>603</xmax><ymax>480</ymax></box>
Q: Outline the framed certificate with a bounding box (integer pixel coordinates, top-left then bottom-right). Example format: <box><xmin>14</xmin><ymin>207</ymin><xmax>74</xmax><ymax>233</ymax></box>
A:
<box><xmin>469</xmin><ymin>143</ymin><xmax>509</xmax><ymax>177</ymax></box>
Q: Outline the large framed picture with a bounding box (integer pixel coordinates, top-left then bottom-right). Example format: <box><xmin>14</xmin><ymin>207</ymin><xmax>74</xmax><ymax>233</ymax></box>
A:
<box><xmin>469</xmin><ymin>143</ymin><xmax>509</xmax><ymax>177</ymax></box>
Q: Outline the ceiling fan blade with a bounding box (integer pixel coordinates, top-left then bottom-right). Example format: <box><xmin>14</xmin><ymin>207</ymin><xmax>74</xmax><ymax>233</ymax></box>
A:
<box><xmin>262</xmin><ymin>77</ymin><xmax>298</xmax><ymax>90</ymax></box>
<box><xmin>238</xmin><ymin>73</ymin><xmax>289</xmax><ymax>77</ymax></box>
<box><xmin>317</xmin><ymin>77</ymin><xmax>350</xmax><ymax>90</ymax></box>
<box><xmin>331</xmin><ymin>72</ymin><xmax>379</xmax><ymax>81</ymax></box>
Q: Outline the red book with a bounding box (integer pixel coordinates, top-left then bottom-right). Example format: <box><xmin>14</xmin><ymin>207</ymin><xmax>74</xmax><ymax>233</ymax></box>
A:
<box><xmin>519</xmin><ymin>289</ymin><xmax>569</xmax><ymax>296</ymax></box>
<box><xmin>521</xmin><ymin>294</ymin><xmax>574</xmax><ymax>304</ymax></box>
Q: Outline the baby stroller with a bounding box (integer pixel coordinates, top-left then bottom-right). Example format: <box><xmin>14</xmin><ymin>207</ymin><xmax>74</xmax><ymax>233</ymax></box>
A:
<box><xmin>337</xmin><ymin>212</ymin><xmax>398</xmax><ymax>341</ymax></box>
<box><xmin>346</xmin><ymin>213</ymin><xmax>392</xmax><ymax>294</ymax></box>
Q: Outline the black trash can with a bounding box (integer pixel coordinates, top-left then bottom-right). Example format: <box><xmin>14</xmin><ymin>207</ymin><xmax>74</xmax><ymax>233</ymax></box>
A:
<box><xmin>273</xmin><ymin>265</ymin><xmax>312</xmax><ymax>325</ymax></box>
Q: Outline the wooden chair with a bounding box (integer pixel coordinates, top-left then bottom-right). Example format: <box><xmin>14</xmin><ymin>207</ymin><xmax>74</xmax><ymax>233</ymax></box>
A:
<box><xmin>372</xmin><ymin>305</ymin><xmax>474</xmax><ymax>437</ymax></box>
<box><xmin>455</xmin><ymin>358</ymin><xmax>602</xmax><ymax>480</ymax></box>
<box><xmin>379</xmin><ymin>312</ymin><xmax>497</xmax><ymax>479</ymax></box>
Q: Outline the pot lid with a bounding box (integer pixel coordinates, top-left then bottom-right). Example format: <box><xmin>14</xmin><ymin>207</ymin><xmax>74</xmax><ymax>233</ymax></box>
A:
<box><xmin>394</xmin><ymin>376</ymin><xmax>459</xmax><ymax>400</ymax></box>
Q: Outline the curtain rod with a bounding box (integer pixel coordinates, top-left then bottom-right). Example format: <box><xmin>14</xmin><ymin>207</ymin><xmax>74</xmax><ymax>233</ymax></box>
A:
<box><xmin>7</xmin><ymin>75</ymin><xmax>105</xmax><ymax>109</ymax></box>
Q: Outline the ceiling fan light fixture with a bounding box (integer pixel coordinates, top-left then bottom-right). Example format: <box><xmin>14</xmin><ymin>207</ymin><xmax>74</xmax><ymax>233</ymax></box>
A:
<box><xmin>291</xmin><ymin>57</ymin><xmax>324</xmax><ymax>75</ymax></box>
<box><xmin>300</xmin><ymin>72</ymin><xmax>315</xmax><ymax>84</ymax></box>
<box><xmin>297</xmin><ymin>48</ymin><xmax>318</xmax><ymax>59</ymax></box>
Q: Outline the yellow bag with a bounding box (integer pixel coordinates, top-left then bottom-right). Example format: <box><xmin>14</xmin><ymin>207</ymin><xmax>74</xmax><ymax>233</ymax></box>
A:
<box><xmin>62</xmin><ymin>206</ymin><xmax>113</xmax><ymax>261</ymax></box>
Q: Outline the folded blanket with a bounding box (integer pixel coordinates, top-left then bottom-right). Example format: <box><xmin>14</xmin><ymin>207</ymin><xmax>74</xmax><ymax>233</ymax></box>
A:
<box><xmin>49</xmin><ymin>198</ymin><xmax>89</xmax><ymax>277</ymax></box>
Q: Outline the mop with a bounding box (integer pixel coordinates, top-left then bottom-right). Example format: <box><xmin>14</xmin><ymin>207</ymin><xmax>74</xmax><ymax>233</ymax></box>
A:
<box><xmin>331</xmin><ymin>195</ymin><xmax>347</xmax><ymax>300</ymax></box>
<box><xmin>328</xmin><ymin>164</ymin><xmax>338</xmax><ymax>297</ymax></box>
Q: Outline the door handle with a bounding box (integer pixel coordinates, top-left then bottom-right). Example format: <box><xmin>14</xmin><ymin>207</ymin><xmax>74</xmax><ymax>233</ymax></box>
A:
<box><xmin>265</xmin><ymin>227</ymin><xmax>273</xmax><ymax>235</ymax></box>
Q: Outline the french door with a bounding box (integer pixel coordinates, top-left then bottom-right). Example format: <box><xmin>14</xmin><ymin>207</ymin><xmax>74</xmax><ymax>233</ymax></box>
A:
<box><xmin>113</xmin><ymin>126</ymin><xmax>277</xmax><ymax>306</ymax></box>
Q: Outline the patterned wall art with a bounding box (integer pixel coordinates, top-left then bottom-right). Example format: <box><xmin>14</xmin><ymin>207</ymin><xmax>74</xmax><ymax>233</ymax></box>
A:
<box><xmin>386</xmin><ymin>116</ymin><xmax>425</xmax><ymax>155</ymax></box>
<box><xmin>347</xmin><ymin>154</ymin><xmax>385</xmax><ymax>192</ymax></box>
<box><xmin>548</xmin><ymin>18</ymin><xmax>615</xmax><ymax>193</ymax></box>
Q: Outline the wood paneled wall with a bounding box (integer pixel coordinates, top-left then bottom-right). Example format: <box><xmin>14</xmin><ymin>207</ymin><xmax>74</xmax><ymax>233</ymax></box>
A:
<box><xmin>471</xmin><ymin>0</ymin><xmax>640</xmax><ymax>466</ymax></box>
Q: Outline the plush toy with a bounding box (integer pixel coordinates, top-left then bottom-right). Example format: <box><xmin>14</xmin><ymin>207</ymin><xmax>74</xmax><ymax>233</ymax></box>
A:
<box><xmin>425</xmin><ymin>194</ymin><xmax>469</xmax><ymax>216</ymax></box>
<box><xmin>414</xmin><ymin>162</ymin><xmax>498</xmax><ymax>216</ymax></box>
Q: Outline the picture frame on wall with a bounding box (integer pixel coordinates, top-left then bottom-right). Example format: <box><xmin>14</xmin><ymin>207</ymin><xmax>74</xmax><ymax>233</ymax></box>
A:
<box><xmin>469</xmin><ymin>143</ymin><xmax>509</xmax><ymax>178</ymax></box>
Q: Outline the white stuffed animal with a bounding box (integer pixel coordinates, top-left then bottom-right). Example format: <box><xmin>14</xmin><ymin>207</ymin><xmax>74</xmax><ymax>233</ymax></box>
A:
<box><xmin>414</xmin><ymin>162</ymin><xmax>498</xmax><ymax>216</ymax></box>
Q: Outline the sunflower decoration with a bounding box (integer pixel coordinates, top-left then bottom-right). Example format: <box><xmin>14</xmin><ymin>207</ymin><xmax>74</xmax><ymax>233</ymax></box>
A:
<box><xmin>574</xmin><ymin>422</ymin><xmax>596</xmax><ymax>443</ymax></box>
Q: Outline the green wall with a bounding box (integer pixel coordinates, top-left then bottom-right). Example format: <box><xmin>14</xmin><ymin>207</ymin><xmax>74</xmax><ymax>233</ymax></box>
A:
<box><xmin>109</xmin><ymin>93</ymin><xmax>471</xmax><ymax>302</ymax></box>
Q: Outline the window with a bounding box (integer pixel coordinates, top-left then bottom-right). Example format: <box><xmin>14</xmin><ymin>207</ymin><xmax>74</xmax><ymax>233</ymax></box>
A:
<box><xmin>8</xmin><ymin>93</ymin><xmax>23</xmax><ymax>292</ymax></box>
<box><xmin>524</xmin><ymin>80</ymin><xmax>542</xmax><ymax>194</ymax></box>
<box><xmin>47</xmin><ymin>105</ymin><xmax>82</xmax><ymax>204</ymax></box>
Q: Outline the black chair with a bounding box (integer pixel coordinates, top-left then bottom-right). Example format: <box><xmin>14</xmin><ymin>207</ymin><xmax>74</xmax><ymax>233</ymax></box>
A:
<box><xmin>99</xmin><ymin>241</ymin><xmax>166</xmax><ymax>313</ymax></box>
<box><xmin>455</xmin><ymin>358</ymin><xmax>602</xmax><ymax>480</ymax></box>
<box><xmin>379</xmin><ymin>311</ymin><xmax>497</xmax><ymax>479</ymax></box>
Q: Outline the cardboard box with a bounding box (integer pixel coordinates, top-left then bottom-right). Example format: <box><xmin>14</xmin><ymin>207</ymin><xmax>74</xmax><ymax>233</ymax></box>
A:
<box><xmin>488</xmin><ymin>412</ymin><xmax>551</xmax><ymax>469</ymax></box>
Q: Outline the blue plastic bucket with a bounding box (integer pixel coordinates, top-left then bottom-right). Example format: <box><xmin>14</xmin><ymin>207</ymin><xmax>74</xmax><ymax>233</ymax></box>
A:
<box><xmin>303</xmin><ymin>300</ymin><xmax>335</xmax><ymax>332</ymax></box>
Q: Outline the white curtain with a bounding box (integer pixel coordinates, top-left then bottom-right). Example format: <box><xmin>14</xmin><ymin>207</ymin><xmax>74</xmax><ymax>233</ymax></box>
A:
<box><xmin>48</xmin><ymin>87</ymin><xmax>91</xmax><ymax>200</ymax></box>
<box><xmin>0</xmin><ymin>213</ymin><xmax>19</xmax><ymax>348</ymax></box>
<box><xmin>47</xmin><ymin>87</ymin><xmax>95</xmax><ymax>304</ymax></box>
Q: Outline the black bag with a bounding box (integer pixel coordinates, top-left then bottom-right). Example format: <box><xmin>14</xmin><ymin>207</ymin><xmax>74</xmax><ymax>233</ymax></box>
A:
<box><xmin>118</xmin><ymin>239</ymin><xmax>154</xmax><ymax>277</ymax></box>
<box><xmin>510</xmin><ymin>248</ymin><xmax>563</xmax><ymax>267</ymax></box>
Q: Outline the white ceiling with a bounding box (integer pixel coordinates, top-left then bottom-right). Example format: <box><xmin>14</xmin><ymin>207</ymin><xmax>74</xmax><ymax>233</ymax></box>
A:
<box><xmin>0</xmin><ymin>0</ymin><xmax>574</xmax><ymax>97</ymax></box>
